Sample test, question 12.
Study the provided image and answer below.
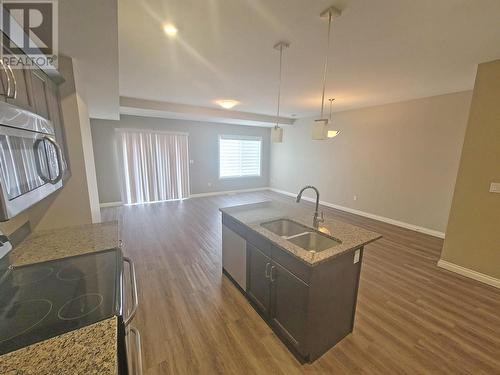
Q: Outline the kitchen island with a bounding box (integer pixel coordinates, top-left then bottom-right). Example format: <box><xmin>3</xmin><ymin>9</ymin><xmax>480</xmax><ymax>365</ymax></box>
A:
<box><xmin>220</xmin><ymin>200</ymin><xmax>382</xmax><ymax>362</ymax></box>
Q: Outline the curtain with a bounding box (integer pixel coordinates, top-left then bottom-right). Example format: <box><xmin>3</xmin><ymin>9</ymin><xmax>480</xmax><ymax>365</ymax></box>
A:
<box><xmin>118</xmin><ymin>129</ymin><xmax>190</xmax><ymax>204</ymax></box>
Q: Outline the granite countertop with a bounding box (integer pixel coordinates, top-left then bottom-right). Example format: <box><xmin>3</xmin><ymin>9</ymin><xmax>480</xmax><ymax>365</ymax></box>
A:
<box><xmin>220</xmin><ymin>200</ymin><xmax>382</xmax><ymax>266</ymax></box>
<box><xmin>0</xmin><ymin>317</ymin><xmax>118</xmax><ymax>375</ymax></box>
<box><xmin>9</xmin><ymin>221</ymin><xmax>120</xmax><ymax>266</ymax></box>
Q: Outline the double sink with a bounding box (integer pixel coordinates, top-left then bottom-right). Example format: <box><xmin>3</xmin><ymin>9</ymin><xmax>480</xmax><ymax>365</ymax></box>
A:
<box><xmin>260</xmin><ymin>219</ymin><xmax>341</xmax><ymax>253</ymax></box>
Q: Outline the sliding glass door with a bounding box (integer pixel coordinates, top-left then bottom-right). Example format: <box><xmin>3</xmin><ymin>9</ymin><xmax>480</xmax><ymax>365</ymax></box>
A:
<box><xmin>117</xmin><ymin>129</ymin><xmax>190</xmax><ymax>204</ymax></box>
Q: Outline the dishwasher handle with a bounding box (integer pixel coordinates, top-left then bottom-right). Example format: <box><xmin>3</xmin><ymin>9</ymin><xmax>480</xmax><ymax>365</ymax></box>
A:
<box><xmin>128</xmin><ymin>326</ymin><xmax>143</xmax><ymax>375</ymax></box>
<box><xmin>123</xmin><ymin>257</ymin><xmax>138</xmax><ymax>326</ymax></box>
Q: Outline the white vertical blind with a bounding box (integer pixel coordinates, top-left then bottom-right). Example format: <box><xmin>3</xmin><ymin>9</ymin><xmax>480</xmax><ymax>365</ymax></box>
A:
<box><xmin>219</xmin><ymin>135</ymin><xmax>262</xmax><ymax>178</ymax></box>
<box><xmin>118</xmin><ymin>129</ymin><xmax>190</xmax><ymax>204</ymax></box>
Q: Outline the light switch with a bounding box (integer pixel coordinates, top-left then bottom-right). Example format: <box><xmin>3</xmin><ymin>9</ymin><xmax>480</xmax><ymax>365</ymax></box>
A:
<box><xmin>189</xmin><ymin>160</ymin><xmax>194</xmax><ymax>164</ymax></box>
<box><xmin>490</xmin><ymin>182</ymin><xmax>500</xmax><ymax>194</ymax></box>
<box><xmin>353</xmin><ymin>249</ymin><xmax>360</xmax><ymax>264</ymax></box>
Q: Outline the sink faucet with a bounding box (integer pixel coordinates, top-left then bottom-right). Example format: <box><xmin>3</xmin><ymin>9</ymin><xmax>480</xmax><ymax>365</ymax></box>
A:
<box><xmin>296</xmin><ymin>185</ymin><xmax>324</xmax><ymax>229</ymax></box>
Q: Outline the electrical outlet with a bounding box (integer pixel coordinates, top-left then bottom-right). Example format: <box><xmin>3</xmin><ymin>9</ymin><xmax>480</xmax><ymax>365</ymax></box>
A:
<box><xmin>189</xmin><ymin>159</ymin><xmax>194</xmax><ymax>164</ymax></box>
<box><xmin>207</xmin><ymin>182</ymin><xmax>212</xmax><ymax>187</ymax></box>
<box><xmin>353</xmin><ymin>195</ymin><xmax>357</xmax><ymax>201</ymax></box>
<box><xmin>489</xmin><ymin>182</ymin><xmax>500</xmax><ymax>194</ymax></box>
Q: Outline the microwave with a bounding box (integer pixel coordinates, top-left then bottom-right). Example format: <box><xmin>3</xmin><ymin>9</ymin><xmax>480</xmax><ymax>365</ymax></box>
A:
<box><xmin>0</xmin><ymin>101</ymin><xmax>67</xmax><ymax>221</ymax></box>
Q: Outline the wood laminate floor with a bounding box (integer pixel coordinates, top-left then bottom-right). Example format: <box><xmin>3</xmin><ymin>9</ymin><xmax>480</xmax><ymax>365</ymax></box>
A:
<box><xmin>102</xmin><ymin>191</ymin><xmax>500</xmax><ymax>374</ymax></box>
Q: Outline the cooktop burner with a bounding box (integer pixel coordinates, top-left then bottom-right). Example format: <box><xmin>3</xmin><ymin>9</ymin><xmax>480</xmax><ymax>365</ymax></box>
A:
<box><xmin>58</xmin><ymin>293</ymin><xmax>104</xmax><ymax>320</ymax></box>
<box><xmin>0</xmin><ymin>248</ymin><xmax>122</xmax><ymax>355</ymax></box>
<box><xmin>0</xmin><ymin>299</ymin><xmax>53</xmax><ymax>344</ymax></box>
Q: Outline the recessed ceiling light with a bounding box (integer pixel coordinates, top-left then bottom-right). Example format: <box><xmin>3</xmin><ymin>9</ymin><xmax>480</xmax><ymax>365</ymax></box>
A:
<box><xmin>216</xmin><ymin>100</ymin><xmax>240</xmax><ymax>109</ymax></box>
<box><xmin>163</xmin><ymin>24</ymin><xmax>178</xmax><ymax>36</ymax></box>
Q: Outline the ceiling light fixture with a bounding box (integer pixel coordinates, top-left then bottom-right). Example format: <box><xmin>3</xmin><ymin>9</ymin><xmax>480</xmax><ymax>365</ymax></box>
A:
<box><xmin>272</xmin><ymin>41</ymin><xmax>290</xmax><ymax>143</ymax></box>
<box><xmin>216</xmin><ymin>99</ymin><xmax>239</xmax><ymax>109</ymax></box>
<box><xmin>327</xmin><ymin>98</ymin><xmax>340</xmax><ymax>138</ymax></box>
<box><xmin>163</xmin><ymin>24</ymin><xmax>178</xmax><ymax>36</ymax></box>
<box><xmin>312</xmin><ymin>6</ymin><xmax>342</xmax><ymax>140</ymax></box>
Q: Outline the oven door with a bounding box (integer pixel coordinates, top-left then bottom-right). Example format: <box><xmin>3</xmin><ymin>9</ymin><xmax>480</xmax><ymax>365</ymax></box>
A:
<box><xmin>0</xmin><ymin>125</ymin><xmax>64</xmax><ymax>220</ymax></box>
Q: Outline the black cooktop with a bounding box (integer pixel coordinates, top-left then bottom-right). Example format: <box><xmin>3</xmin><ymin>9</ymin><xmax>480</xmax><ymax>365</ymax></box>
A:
<box><xmin>0</xmin><ymin>248</ymin><xmax>123</xmax><ymax>355</ymax></box>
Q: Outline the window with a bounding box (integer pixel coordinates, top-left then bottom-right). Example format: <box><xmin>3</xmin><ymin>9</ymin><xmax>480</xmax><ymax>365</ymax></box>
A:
<box><xmin>219</xmin><ymin>135</ymin><xmax>262</xmax><ymax>178</ymax></box>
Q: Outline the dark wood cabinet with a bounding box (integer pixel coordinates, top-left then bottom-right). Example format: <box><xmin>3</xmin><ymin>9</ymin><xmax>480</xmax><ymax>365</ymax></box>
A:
<box><xmin>242</xmin><ymin>226</ymin><xmax>363</xmax><ymax>362</ymax></box>
<box><xmin>7</xmin><ymin>67</ymin><xmax>34</xmax><ymax>111</ymax></box>
<box><xmin>270</xmin><ymin>262</ymin><xmax>308</xmax><ymax>355</ymax></box>
<box><xmin>246</xmin><ymin>243</ymin><xmax>271</xmax><ymax>316</ymax></box>
<box><xmin>30</xmin><ymin>68</ymin><xmax>50</xmax><ymax>119</ymax></box>
<box><xmin>222</xmin><ymin>213</ymin><xmax>364</xmax><ymax>362</ymax></box>
<box><xmin>1</xmin><ymin>45</ymin><xmax>36</xmax><ymax>112</ymax></box>
<box><xmin>2</xmin><ymin>50</ymin><xmax>36</xmax><ymax>112</ymax></box>
<box><xmin>0</xmin><ymin>68</ymin><xmax>7</xmax><ymax>101</ymax></box>
<box><xmin>246</xmin><ymin>238</ymin><xmax>310</xmax><ymax>356</ymax></box>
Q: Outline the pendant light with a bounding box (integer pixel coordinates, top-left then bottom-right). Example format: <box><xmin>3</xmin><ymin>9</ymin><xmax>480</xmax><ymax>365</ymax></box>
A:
<box><xmin>326</xmin><ymin>98</ymin><xmax>340</xmax><ymax>138</ymax></box>
<box><xmin>271</xmin><ymin>41</ymin><xmax>289</xmax><ymax>143</ymax></box>
<box><xmin>312</xmin><ymin>6</ymin><xmax>341</xmax><ymax>140</ymax></box>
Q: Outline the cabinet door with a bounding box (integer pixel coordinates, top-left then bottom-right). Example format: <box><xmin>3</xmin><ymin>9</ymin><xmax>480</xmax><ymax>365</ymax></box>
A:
<box><xmin>0</xmin><ymin>67</ymin><xmax>7</xmax><ymax>101</ymax></box>
<box><xmin>246</xmin><ymin>243</ymin><xmax>271</xmax><ymax>317</ymax></box>
<box><xmin>30</xmin><ymin>68</ymin><xmax>50</xmax><ymax>119</ymax></box>
<box><xmin>270</xmin><ymin>262</ymin><xmax>309</xmax><ymax>354</ymax></box>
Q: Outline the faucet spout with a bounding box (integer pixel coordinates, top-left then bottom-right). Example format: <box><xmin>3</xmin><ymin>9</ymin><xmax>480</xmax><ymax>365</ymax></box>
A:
<box><xmin>296</xmin><ymin>185</ymin><xmax>324</xmax><ymax>228</ymax></box>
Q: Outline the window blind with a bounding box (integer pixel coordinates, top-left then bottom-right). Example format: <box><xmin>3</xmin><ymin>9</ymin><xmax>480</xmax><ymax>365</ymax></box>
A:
<box><xmin>219</xmin><ymin>135</ymin><xmax>262</xmax><ymax>178</ymax></box>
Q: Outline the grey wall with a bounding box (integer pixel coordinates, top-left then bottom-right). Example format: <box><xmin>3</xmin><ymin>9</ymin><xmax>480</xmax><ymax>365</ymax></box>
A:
<box><xmin>270</xmin><ymin>91</ymin><xmax>472</xmax><ymax>233</ymax></box>
<box><xmin>91</xmin><ymin>115</ymin><xmax>271</xmax><ymax>203</ymax></box>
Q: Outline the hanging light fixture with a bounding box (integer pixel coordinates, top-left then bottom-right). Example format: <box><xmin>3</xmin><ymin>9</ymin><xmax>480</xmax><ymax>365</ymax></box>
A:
<box><xmin>327</xmin><ymin>98</ymin><xmax>340</xmax><ymax>138</ymax></box>
<box><xmin>312</xmin><ymin>6</ymin><xmax>341</xmax><ymax>140</ymax></box>
<box><xmin>271</xmin><ymin>41</ymin><xmax>289</xmax><ymax>143</ymax></box>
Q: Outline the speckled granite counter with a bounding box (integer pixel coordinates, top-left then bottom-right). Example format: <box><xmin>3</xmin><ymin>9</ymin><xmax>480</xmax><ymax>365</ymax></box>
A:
<box><xmin>220</xmin><ymin>200</ymin><xmax>381</xmax><ymax>265</ymax></box>
<box><xmin>9</xmin><ymin>221</ymin><xmax>120</xmax><ymax>266</ymax></box>
<box><xmin>0</xmin><ymin>317</ymin><xmax>118</xmax><ymax>375</ymax></box>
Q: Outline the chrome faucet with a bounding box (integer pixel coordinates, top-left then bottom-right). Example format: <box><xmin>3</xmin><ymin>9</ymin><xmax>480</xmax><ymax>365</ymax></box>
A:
<box><xmin>296</xmin><ymin>185</ymin><xmax>324</xmax><ymax>229</ymax></box>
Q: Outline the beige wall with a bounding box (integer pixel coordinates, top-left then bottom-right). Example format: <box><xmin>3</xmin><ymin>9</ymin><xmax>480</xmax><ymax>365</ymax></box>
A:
<box><xmin>270</xmin><ymin>91</ymin><xmax>472</xmax><ymax>233</ymax></box>
<box><xmin>91</xmin><ymin>116</ymin><xmax>271</xmax><ymax>203</ymax></box>
<box><xmin>441</xmin><ymin>60</ymin><xmax>500</xmax><ymax>279</ymax></box>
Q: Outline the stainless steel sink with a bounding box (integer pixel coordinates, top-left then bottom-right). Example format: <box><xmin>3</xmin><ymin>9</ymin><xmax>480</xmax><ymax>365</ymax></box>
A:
<box><xmin>260</xmin><ymin>219</ymin><xmax>310</xmax><ymax>237</ymax></box>
<box><xmin>260</xmin><ymin>218</ymin><xmax>341</xmax><ymax>253</ymax></box>
<box><xmin>287</xmin><ymin>231</ymin><xmax>341</xmax><ymax>253</ymax></box>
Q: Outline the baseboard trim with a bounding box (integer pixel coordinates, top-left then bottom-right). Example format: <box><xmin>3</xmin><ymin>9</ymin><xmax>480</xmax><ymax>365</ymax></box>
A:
<box><xmin>190</xmin><ymin>187</ymin><xmax>270</xmax><ymax>198</ymax></box>
<box><xmin>99</xmin><ymin>201</ymin><xmax>123</xmax><ymax>208</ymax></box>
<box><xmin>437</xmin><ymin>259</ymin><xmax>500</xmax><ymax>289</ymax></box>
<box><xmin>100</xmin><ymin>188</ymin><xmax>270</xmax><ymax>206</ymax></box>
<box><xmin>269</xmin><ymin>188</ymin><xmax>445</xmax><ymax>239</ymax></box>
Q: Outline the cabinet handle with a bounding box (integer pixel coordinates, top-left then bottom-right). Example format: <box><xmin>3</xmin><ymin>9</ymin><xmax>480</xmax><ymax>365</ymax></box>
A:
<box><xmin>5</xmin><ymin>63</ymin><xmax>16</xmax><ymax>99</ymax></box>
<box><xmin>265</xmin><ymin>262</ymin><xmax>270</xmax><ymax>279</ymax></box>
<box><xmin>43</xmin><ymin>136</ymin><xmax>63</xmax><ymax>183</ymax></box>
<box><xmin>0</xmin><ymin>60</ymin><xmax>11</xmax><ymax>98</ymax></box>
<box><xmin>270</xmin><ymin>265</ymin><xmax>276</xmax><ymax>282</ymax></box>
<box><xmin>33</xmin><ymin>137</ymin><xmax>51</xmax><ymax>183</ymax></box>
<box><xmin>128</xmin><ymin>326</ymin><xmax>143</xmax><ymax>375</ymax></box>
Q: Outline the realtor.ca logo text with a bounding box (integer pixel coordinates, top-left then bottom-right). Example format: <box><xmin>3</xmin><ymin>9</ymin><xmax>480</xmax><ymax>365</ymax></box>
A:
<box><xmin>0</xmin><ymin>0</ymin><xmax>58</xmax><ymax>69</ymax></box>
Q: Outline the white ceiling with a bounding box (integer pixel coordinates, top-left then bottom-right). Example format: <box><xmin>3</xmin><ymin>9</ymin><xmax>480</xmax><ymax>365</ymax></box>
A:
<box><xmin>116</xmin><ymin>0</ymin><xmax>500</xmax><ymax>119</ymax></box>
